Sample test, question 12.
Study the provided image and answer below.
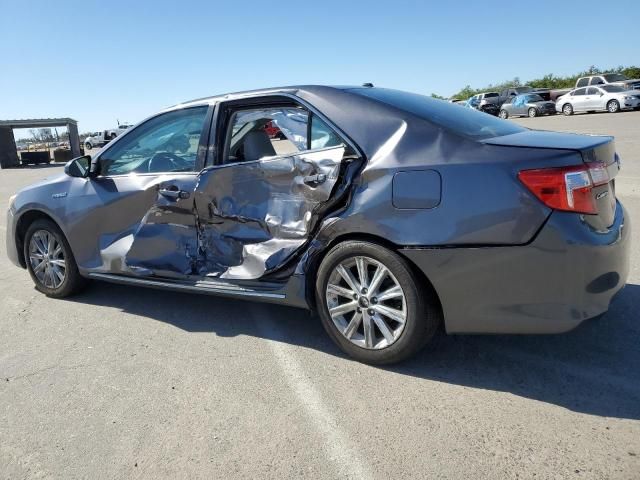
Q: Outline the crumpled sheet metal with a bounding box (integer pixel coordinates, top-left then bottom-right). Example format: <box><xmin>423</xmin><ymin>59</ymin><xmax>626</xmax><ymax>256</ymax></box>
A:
<box><xmin>91</xmin><ymin>174</ymin><xmax>200</xmax><ymax>279</ymax></box>
<box><xmin>194</xmin><ymin>146</ymin><xmax>345</xmax><ymax>279</ymax></box>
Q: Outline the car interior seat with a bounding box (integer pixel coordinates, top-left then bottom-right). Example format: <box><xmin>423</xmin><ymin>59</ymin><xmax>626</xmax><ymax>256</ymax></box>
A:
<box><xmin>242</xmin><ymin>130</ymin><xmax>276</xmax><ymax>161</ymax></box>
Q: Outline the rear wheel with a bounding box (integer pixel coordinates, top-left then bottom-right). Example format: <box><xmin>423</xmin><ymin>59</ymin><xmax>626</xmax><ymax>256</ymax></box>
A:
<box><xmin>607</xmin><ymin>100</ymin><xmax>620</xmax><ymax>113</ymax></box>
<box><xmin>316</xmin><ymin>241</ymin><xmax>441</xmax><ymax>365</ymax></box>
<box><xmin>85</xmin><ymin>142</ymin><xmax>92</xmax><ymax>150</ymax></box>
<box><xmin>24</xmin><ymin>219</ymin><xmax>86</xmax><ymax>298</ymax></box>
<box><xmin>528</xmin><ymin>107</ymin><xmax>537</xmax><ymax>118</ymax></box>
<box><xmin>499</xmin><ymin>110</ymin><xmax>508</xmax><ymax>119</ymax></box>
<box><xmin>562</xmin><ymin>103</ymin><xmax>573</xmax><ymax>116</ymax></box>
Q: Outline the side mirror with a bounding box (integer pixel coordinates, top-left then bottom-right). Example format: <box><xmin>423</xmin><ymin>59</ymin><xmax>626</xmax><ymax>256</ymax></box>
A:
<box><xmin>64</xmin><ymin>155</ymin><xmax>91</xmax><ymax>178</ymax></box>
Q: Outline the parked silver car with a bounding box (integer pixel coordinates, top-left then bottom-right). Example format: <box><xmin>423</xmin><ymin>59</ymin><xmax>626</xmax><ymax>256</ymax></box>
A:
<box><xmin>498</xmin><ymin>93</ymin><xmax>556</xmax><ymax>118</ymax></box>
<box><xmin>556</xmin><ymin>85</ymin><xmax>640</xmax><ymax>115</ymax></box>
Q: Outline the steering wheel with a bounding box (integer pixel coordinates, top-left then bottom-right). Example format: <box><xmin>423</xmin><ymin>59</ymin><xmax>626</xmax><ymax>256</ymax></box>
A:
<box><xmin>147</xmin><ymin>152</ymin><xmax>190</xmax><ymax>173</ymax></box>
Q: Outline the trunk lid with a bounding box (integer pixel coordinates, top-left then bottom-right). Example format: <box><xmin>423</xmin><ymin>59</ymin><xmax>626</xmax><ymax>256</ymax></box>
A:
<box><xmin>484</xmin><ymin>131</ymin><xmax>620</xmax><ymax>229</ymax></box>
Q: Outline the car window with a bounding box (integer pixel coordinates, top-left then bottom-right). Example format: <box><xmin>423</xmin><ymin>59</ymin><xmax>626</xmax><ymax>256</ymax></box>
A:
<box><xmin>601</xmin><ymin>85</ymin><xmax>625</xmax><ymax>93</ymax></box>
<box><xmin>99</xmin><ymin>107</ymin><xmax>207</xmax><ymax>176</ymax></box>
<box><xmin>603</xmin><ymin>73</ymin><xmax>627</xmax><ymax>82</ymax></box>
<box><xmin>225</xmin><ymin>107</ymin><xmax>308</xmax><ymax>163</ymax></box>
<box><xmin>512</xmin><ymin>95</ymin><xmax>526</xmax><ymax>107</ymax></box>
<box><xmin>573</xmin><ymin>88</ymin><xmax>587</xmax><ymax>96</ymax></box>
<box><xmin>310</xmin><ymin>115</ymin><xmax>344</xmax><ymax>150</ymax></box>
<box><xmin>485</xmin><ymin>92</ymin><xmax>499</xmax><ymax>98</ymax></box>
<box><xmin>590</xmin><ymin>77</ymin><xmax>604</xmax><ymax>85</ymax></box>
<box><xmin>526</xmin><ymin>94</ymin><xmax>544</xmax><ymax>102</ymax></box>
<box><xmin>224</xmin><ymin>107</ymin><xmax>344</xmax><ymax>164</ymax></box>
<box><xmin>576</xmin><ymin>78</ymin><xmax>588</xmax><ymax>88</ymax></box>
<box><xmin>352</xmin><ymin>88</ymin><xmax>525</xmax><ymax>140</ymax></box>
<box><xmin>586</xmin><ymin>87</ymin><xmax>599</xmax><ymax>95</ymax></box>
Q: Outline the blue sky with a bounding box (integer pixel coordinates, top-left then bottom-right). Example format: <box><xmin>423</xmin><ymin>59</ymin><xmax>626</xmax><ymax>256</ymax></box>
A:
<box><xmin>1</xmin><ymin>0</ymin><xmax>634</xmax><ymax>136</ymax></box>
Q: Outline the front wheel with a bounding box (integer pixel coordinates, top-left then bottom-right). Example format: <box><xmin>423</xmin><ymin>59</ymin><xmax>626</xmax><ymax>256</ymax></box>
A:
<box><xmin>24</xmin><ymin>219</ymin><xmax>86</xmax><ymax>298</ymax></box>
<box><xmin>528</xmin><ymin>107</ymin><xmax>538</xmax><ymax>118</ymax></box>
<box><xmin>499</xmin><ymin>110</ymin><xmax>508</xmax><ymax>119</ymax></box>
<box><xmin>562</xmin><ymin>103</ymin><xmax>573</xmax><ymax>116</ymax></box>
<box><xmin>85</xmin><ymin>142</ymin><xmax>92</xmax><ymax>150</ymax></box>
<box><xmin>607</xmin><ymin>100</ymin><xmax>620</xmax><ymax>113</ymax></box>
<box><xmin>315</xmin><ymin>241</ymin><xmax>441</xmax><ymax>365</ymax></box>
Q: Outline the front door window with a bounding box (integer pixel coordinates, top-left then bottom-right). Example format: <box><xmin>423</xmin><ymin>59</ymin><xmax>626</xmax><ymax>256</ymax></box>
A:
<box><xmin>99</xmin><ymin>107</ymin><xmax>208</xmax><ymax>175</ymax></box>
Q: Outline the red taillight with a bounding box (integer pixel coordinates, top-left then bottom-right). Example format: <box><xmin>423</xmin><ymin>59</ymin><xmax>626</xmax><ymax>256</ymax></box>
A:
<box><xmin>518</xmin><ymin>163</ymin><xmax>609</xmax><ymax>215</ymax></box>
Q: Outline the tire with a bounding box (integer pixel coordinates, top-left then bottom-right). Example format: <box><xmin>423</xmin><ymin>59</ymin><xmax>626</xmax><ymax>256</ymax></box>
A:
<box><xmin>528</xmin><ymin>107</ymin><xmax>537</xmax><ymax>118</ymax></box>
<box><xmin>607</xmin><ymin>100</ymin><xmax>620</xmax><ymax>113</ymax></box>
<box><xmin>562</xmin><ymin>103</ymin><xmax>573</xmax><ymax>116</ymax></box>
<box><xmin>315</xmin><ymin>240</ymin><xmax>441</xmax><ymax>365</ymax></box>
<box><xmin>499</xmin><ymin>110</ymin><xmax>508</xmax><ymax>119</ymax></box>
<box><xmin>23</xmin><ymin>219</ymin><xmax>86</xmax><ymax>298</ymax></box>
<box><xmin>109</xmin><ymin>133</ymin><xmax>117</xmax><ymax>140</ymax></box>
<box><xmin>85</xmin><ymin>142</ymin><xmax>92</xmax><ymax>150</ymax></box>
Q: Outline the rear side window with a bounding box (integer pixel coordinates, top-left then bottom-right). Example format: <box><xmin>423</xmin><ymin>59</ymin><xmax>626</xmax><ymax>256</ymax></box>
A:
<box><xmin>576</xmin><ymin>78</ymin><xmax>588</xmax><ymax>87</ymax></box>
<box><xmin>224</xmin><ymin>106</ymin><xmax>344</xmax><ymax>164</ymax></box>
<box><xmin>590</xmin><ymin>77</ymin><xmax>605</xmax><ymax>85</ymax></box>
<box><xmin>586</xmin><ymin>87</ymin><xmax>599</xmax><ymax>95</ymax></box>
<box><xmin>352</xmin><ymin>88</ymin><xmax>524</xmax><ymax>140</ymax></box>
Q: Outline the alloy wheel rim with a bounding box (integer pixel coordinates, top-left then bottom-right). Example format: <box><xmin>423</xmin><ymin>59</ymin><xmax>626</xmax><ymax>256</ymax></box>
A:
<box><xmin>325</xmin><ymin>256</ymin><xmax>407</xmax><ymax>350</ymax></box>
<box><xmin>609</xmin><ymin>102</ymin><xmax>617</xmax><ymax>112</ymax></box>
<box><xmin>564</xmin><ymin>105</ymin><xmax>571</xmax><ymax>114</ymax></box>
<box><xmin>29</xmin><ymin>230</ymin><xmax>66</xmax><ymax>289</ymax></box>
<box><xmin>529</xmin><ymin>108</ymin><xmax>536</xmax><ymax>117</ymax></box>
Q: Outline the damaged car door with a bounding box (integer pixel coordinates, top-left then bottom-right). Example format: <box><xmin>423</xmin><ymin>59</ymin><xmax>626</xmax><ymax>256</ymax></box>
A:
<box><xmin>79</xmin><ymin>106</ymin><xmax>210</xmax><ymax>278</ymax></box>
<box><xmin>192</xmin><ymin>103</ymin><xmax>353</xmax><ymax>280</ymax></box>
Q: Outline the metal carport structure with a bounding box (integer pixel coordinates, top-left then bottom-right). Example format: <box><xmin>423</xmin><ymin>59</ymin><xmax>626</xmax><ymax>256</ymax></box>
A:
<box><xmin>0</xmin><ymin>118</ymin><xmax>81</xmax><ymax>168</ymax></box>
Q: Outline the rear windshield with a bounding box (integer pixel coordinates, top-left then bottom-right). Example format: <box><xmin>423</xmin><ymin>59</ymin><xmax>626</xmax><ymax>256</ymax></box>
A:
<box><xmin>484</xmin><ymin>92</ymin><xmax>499</xmax><ymax>98</ymax></box>
<box><xmin>352</xmin><ymin>88</ymin><xmax>524</xmax><ymax>140</ymax></box>
<box><xmin>526</xmin><ymin>94</ymin><xmax>544</xmax><ymax>102</ymax></box>
<box><xmin>603</xmin><ymin>73</ymin><xmax>627</xmax><ymax>82</ymax></box>
<box><xmin>601</xmin><ymin>85</ymin><xmax>625</xmax><ymax>93</ymax></box>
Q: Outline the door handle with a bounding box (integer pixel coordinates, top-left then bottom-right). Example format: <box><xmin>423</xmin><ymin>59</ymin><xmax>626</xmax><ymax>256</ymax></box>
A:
<box><xmin>303</xmin><ymin>173</ymin><xmax>327</xmax><ymax>186</ymax></box>
<box><xmin>159</xmin><ymin>188</ymin><xmax>190</xmax><ymax>199</ymax></box>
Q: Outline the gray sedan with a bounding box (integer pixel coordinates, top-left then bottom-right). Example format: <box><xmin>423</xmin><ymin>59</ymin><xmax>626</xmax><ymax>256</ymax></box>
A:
<box><xmin>499</xmin><ymin>93</ymin><xmax>557</xmax><ymax>118</ymax></box>
<box><xmin>5</xmin><ymin>86</ymin><xmax>630</xmax><ymax>364</ymax></box>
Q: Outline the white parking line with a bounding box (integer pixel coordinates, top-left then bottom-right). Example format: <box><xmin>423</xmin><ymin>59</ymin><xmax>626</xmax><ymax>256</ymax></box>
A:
<box><xmin>254</xmin><ymin>308</ymin><xmax>372</xmax><ymax>479</ymax></box>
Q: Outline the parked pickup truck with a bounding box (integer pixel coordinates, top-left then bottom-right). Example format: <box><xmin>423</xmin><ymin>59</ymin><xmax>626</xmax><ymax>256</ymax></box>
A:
<box><xmin>575</xmin><ymin>73</ymin><xmax>640</xmax><ymax>91</ymax></box>
<box><xmin>84</xmin><ymin>124</ymin><xmax>133</xmax><ymax>149</ymax></box>
<box><xmin>466</xmin><ymin>92</ymin><xmax>501</xmax><ymax>115</ymax></box>
<box><xmin>496</xmin><ymin>87</ymin><xmax>551</xmax><ymax>105</ymax></box>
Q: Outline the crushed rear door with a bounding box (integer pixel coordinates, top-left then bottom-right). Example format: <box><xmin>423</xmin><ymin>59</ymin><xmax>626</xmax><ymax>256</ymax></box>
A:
<box><xmin>192</xmin><ymin>146</ymin><xmax>347</xmax><ymax>279</ymax></box>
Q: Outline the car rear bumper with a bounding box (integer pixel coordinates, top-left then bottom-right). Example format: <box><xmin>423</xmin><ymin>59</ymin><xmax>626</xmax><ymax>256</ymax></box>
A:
<box><xmin>6</xmin><ymin>208</ymin><xmax>22</xmax><ymax>268</ymax></box>
<box><xmin>400</xmin><ymin>200</ymin><xmax>631</xmax><ymax>334</ymax></box>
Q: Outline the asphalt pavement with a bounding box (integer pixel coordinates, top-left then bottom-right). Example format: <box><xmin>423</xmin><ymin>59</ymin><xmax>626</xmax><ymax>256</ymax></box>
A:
<box><xmin>1</xmin><ymin>111</ymin><xmax>639</xmax><ymax>479</ymax></box>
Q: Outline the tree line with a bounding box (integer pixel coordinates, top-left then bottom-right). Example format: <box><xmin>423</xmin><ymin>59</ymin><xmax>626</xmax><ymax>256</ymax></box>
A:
<box><xmin>432</xmin><ymin>65</ymin><xmax>640</xmax><ymax>100</ymax></box>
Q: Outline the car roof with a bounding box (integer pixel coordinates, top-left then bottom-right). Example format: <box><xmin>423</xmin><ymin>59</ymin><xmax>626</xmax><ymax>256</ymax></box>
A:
<box><xmin>165</xmin><ymin>85</ymin><xmax>369</xmax><ymax>111</ymax></box>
